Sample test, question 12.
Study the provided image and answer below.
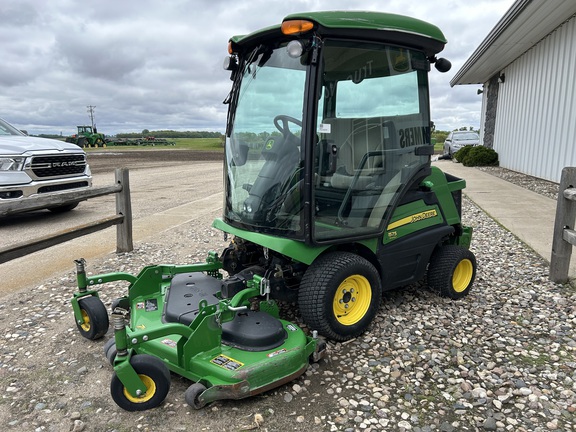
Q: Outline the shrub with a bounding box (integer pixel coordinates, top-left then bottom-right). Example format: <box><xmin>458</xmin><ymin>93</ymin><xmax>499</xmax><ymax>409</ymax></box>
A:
<box><xmin>453</xmin><ymin>145</ymin><xmax>499</xmax><ymax>166</ymax></box>
<box><xmin>453</xmin><ymin>145</ymin><xmax>474</xmax><ymax>163</ymax></box>
<box><xmin>461</xmin><ymin>146</ymin><xmax>499</xmax><ymax>167</ymax></box>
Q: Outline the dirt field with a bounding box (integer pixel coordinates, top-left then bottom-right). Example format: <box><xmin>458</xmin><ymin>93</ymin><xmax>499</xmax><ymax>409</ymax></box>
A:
<box><xmin>87</xmin><ymin>149</ymin><xmax>223</xmax><ymax>174</ymax></box>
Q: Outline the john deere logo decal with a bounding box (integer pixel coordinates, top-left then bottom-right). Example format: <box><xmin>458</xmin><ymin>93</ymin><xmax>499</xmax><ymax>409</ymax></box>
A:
<box><xmin>265</xmin><ymin>139</ymin><xmax>274</xmax><ymax>150</ymax></box>
<box><xmin>387</xmin><ymin>209</ymin><xmax>438</xmax><ymax>231</ymax></box>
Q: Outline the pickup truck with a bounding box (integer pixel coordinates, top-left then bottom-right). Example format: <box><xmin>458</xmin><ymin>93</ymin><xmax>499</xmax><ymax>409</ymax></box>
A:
<box><xmin>0</xmin><ymin>117</ymin><xmax>92</xmax><ymax>214</ymax></box>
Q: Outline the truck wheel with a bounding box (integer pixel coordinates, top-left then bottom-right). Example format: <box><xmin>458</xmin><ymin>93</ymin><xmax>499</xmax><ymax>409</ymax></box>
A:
<box><xmin>185</xmin><ymin>383</ymin><xmax>207</xmax><ymax>409</ymax></box>
<box><xmin>428</xmin><ymin>245</ymin><xmax>476</xmax><ymax>299</ymax></box>
<box><xmin>110</xmin><ymin>354</ymin><xmax>171</xmax><ymax>411</ymax></box>
<box><xmin>299</xmin><ymin>252</ymin><xmax>381</xmax><ymax>341</ymax></box>
<box><xmin>48</xmin><ymin>203</ymin><xmax>79</xmax><ymax>213</ymax></box>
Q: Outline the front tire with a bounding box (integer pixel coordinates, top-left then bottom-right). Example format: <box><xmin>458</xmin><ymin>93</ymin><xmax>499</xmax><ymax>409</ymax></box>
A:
<box><xmin>76</xmin><ymin>296</ymin><xmax>109</xmax><ymax>340</ymax></box>
<box><xmin>299</xmin><ymin>252</ymin><xmax>382</xmax><ymax>341</ymax></box>
<box><xmin>428</xmin><ymin>245</ymin><xmax>476</xmax><ymax>299</ymax></box>
<box><xmin>110</xmin><ymin>355</ymin><xmax>171</xmax><ymax>411</ymax></box>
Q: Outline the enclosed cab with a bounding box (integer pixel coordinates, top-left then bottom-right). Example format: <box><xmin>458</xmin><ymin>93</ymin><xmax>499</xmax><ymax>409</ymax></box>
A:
<box><xmin>217</xmin><ymin>11</ymin><xmax>475</xmax><ymax>341</ymax></box>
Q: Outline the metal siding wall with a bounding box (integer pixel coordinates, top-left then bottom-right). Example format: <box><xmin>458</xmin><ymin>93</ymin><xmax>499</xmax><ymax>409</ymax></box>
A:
<box><xmin>492</xmin><ymin>15</ymin><xmax>576</xmax><ymax>183</ymax></box>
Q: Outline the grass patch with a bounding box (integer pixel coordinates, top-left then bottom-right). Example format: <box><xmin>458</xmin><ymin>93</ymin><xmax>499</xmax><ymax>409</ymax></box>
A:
<box><xmin>518</xmin><ymin>354</ymin><xmax>550</xmax><ymax>366</ymax></box>
<box><xmin>171</xmin><ymin>137</ymin><xmax>223</xmax><ymax>150</ymax></box>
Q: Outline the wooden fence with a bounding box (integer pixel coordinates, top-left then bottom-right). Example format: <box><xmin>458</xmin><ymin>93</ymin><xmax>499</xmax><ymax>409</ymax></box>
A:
<box><xmin>550</xmin><ymin>167</ymin><xmax>576</xmax><ymax>283</ymax></box>
<box><xmin>0</xmin><ymin>168</ymin><xmax>133</xmax><ymax>264</ymax></box>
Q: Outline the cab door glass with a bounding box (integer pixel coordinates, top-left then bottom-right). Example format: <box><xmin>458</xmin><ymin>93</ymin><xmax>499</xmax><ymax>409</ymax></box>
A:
<box><xmin>313</xmin><ymin>41</ymin><xmax>431</xmax><ymax>241</ymax></box>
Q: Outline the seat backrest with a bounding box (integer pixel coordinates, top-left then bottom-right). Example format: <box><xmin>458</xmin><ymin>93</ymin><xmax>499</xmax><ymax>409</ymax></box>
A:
<box><xmin>322</xmin><ymin>117</ymin><xmax>387</xmax><ymax>174</ymax></box>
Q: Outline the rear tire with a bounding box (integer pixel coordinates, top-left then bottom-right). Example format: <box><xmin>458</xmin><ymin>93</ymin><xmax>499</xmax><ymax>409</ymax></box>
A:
<box><xmin>110</xmin><ymin>355</ymin><xmax>171</xmax><ymax>411</ymax></box>
<box><xmin>76</xmin><ymin>296</ymin><xmax>109</xmax><ymax>340</ymax></box>
<box><xmin>299</xmin><ymin>252</ymin><xmax>381</xmax><ymax>341</ymax></box>
<box><xmin>428</xmin><ymin>245</ymin><xmax>476</xmax><ymax>299</ymax></box>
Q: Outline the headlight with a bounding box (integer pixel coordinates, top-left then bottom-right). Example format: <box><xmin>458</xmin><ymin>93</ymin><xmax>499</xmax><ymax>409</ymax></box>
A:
<box><xmin>0</xmin><ymin>156</ymin><xmax>26</xmax><ymax>171</ymax></box>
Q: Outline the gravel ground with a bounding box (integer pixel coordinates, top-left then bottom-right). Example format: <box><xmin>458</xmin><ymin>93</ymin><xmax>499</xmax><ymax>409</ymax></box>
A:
<box><xmin>1</xmin><ymin>166</ymin><xmax>575</xmax><ymax>432</ymax></box>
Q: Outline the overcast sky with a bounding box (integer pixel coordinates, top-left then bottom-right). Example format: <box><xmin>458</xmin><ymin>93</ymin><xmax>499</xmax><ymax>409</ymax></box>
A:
<box><xmin>1</xmin><ymin>0</ymin><xmax>515</xmax><ymax>136</ymax></box>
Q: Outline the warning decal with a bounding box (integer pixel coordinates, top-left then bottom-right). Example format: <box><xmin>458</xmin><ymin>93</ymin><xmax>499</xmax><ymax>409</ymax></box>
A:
<box><xmin>211</xmin><ymin>354</ymin><xmax>244</xmax><ymax>371</ymax></box>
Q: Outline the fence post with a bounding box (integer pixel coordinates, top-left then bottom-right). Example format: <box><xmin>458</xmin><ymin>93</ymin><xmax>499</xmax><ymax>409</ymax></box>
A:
<box><xmin>115</xmin><ymin>168</ymin><xmax>133</xmax><ymax>252</ymax></box>
<box><xmin>550</xmin><ymin>167</ymin><xmax>576</xmax><ymax>283</ymax></box>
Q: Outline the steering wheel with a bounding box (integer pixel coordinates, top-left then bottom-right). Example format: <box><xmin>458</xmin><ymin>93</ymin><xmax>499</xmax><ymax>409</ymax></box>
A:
<box><xmin>273</xmin><ymin>115</ymin><xmax>302</xmax><ymax>136</ymax></box>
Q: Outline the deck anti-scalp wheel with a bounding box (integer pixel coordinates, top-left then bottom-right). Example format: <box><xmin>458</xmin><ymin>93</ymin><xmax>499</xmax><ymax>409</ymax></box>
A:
<box><xmin>428</xmin><ymin>245</ymin><xmax>477</xmax><ymax>299</ymax></box>
<box><xmin>185</xmin><ymin>383</ymin><xmax>207</xmax><ymax>409</ymax></box>
<box><xmin>103</xmin><ymin>338</ymin><xmax>118</xmax><ymax>366</ymax></box>
<box><xmin>76</xmin><ymin>296</ymin><xmax>109</xmax><ymax>340</ymax></box>
<box><xmin>299</xmin><ymin>251</ymin><xmax>382</xmax><ymax>341</ymax></box>
<box><xmin>110</xmin><ymin>354</ymin><xmax>171</xmax><ymax>411</ymax></box>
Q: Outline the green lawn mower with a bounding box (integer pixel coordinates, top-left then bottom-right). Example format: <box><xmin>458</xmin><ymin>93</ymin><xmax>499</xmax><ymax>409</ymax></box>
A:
<box><xmin>71</xmin><ymin>11</ymin><xmax>477</xmax><ymax>412</ymax></box>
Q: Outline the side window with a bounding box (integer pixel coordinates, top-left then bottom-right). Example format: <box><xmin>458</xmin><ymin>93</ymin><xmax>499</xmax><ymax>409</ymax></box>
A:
<box><xmin>313</xmin><ymin>41</ymin><xmax>431</xmax><ymax>242</ymax></box>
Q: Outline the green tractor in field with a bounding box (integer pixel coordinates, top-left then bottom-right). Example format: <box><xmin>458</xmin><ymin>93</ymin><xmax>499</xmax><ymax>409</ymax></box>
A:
<box><xmin>66</xmin><ymin>125</ymin><xmax>106</xmax><ymax>148</ymax></box>
<box><xmin>71</xmin><ymin>11</ymin><xmax>477</xmax><ymax>411</ymax></box>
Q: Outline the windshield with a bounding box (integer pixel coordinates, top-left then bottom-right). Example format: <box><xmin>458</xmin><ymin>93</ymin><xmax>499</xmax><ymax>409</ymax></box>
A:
<box><xmin>453</xmin><ymin>132</ymin><xmax>479</xmax><ymax>140</ymax></box>
<box><xmin>223</xmin><ymin>38</ymin><xmax>433</xmax><ymax>243</ymax></box>
<box><xmin>224</xmin><ymin>44</ymin><xmax>307</xmax><ymax>234</ymax></box>
<box><xmin>0</xmin><ymin>118</ymin><xmax>25</xmax><ymax>136</ymax></box>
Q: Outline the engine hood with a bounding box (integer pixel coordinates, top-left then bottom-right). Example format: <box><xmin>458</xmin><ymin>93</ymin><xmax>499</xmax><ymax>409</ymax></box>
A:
<box><xmin>0</xmin><ymin>135</ymin><xmax>84</xmax><ymax>155</ymax></box>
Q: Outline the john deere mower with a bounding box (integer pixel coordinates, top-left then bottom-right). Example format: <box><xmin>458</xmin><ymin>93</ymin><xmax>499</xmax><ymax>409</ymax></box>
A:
<box><xmin>71</xmin><ymin>11</ymin><xmax>477</xmax><ymax>411</ymax></box>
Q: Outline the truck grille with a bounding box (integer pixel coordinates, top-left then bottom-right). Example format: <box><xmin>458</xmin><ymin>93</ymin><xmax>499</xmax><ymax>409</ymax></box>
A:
<box><xmin>37</xmin><ymin>181</ymin><xmax>90</xmax><ymax>194</ymax></box>
<box><xmin>30</xmin><ymin>155</ymin><xmax>87</xmax><ymax>177</ymax></box>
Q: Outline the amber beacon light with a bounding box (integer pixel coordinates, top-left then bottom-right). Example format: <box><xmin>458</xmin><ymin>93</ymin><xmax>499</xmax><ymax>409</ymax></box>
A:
<box><xmin>281</xmin><ymin>19</ymin><xmax>314</xmax><ymax>35</ymax></box>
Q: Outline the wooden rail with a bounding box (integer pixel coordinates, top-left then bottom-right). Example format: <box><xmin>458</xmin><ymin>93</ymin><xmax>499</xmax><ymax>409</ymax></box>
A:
<box><xmin>550</xmin><ymin>167</ymin><xmax>576</xmax><ymax>283</ymax></box>
<box><xmin>0</xmin><ymin>168</ymin><xmax>133</xmax><ymax>264</ymax></box>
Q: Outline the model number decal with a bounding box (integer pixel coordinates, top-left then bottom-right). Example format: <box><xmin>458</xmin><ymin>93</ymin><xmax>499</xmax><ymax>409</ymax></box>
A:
<box><xmin>387</xmin><ymin>209</ymin><xmax>438</xmax><ymax>231</ymax></box>
<box><xmin>211</xmin><ymin>354</ymin><xmax>244</xmax><ymax>371</ymax></box>
<box><xmin>268</xmin><ymin>348</ymin><xmax>287</xmax><ymax>358</ymax></box>
<box><xmin>161</xmin><ymin>339</ymin><xmax>177</xmax><ymax>348</ymax></box>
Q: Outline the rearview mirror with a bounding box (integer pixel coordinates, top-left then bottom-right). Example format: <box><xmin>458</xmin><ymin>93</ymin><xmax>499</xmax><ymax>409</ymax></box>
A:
<box><xmin>434</xmin><ymin>58</ymin><xmax>451</xmax><ymax>73</ymax></box>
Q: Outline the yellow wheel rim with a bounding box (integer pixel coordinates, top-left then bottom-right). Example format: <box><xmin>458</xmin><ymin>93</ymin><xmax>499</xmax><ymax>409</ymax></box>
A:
<box><xmin>80</xmin><ymin>310</ymin><xmax>91</xmax><ymax>332</ymax></box>
<box><xmin>332</xmin><ymin>275</ymin><xmax>372</xmax><ymax>326</ymax></box>
<box><xmin>123</xmin><ymin>374</ymin><xmax>156</xmax><ymax>403</ymax></box>
<box><xmin>453</xmin><ymin>259</ymin><xmax>473</xmax><ymax>292</ymax></box>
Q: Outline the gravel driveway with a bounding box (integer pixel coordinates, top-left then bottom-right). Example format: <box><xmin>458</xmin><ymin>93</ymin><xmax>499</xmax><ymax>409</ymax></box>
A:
<box><xmin>0</xmin><ymin>153</ymin><xmax>574</xmax><ymax>432</ymax></box>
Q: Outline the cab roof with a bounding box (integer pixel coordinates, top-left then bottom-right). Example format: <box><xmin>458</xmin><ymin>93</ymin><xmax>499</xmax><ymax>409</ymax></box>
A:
<box><xmin>230</xmin><ymin>11</ymin><xmax>447</xmax><ymax>56</ymax></box>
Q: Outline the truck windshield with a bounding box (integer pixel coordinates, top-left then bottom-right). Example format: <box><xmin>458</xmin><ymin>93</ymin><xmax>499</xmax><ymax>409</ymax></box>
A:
<box><xmin>224</xmin><ymin>43</ymin><xmax>307</xmax><ymax>234</ymax></box>
<box><xmin>0</xmin><ymin>118</ymin><xmax>25</xmax><ymax>136</ymax></box>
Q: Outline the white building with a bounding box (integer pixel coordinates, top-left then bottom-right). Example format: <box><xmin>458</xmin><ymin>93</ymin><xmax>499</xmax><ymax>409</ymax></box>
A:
<box><xmin>451</xmin><ymin>0</ymin><xmax>576</xmax><ymax>183</ymax></box>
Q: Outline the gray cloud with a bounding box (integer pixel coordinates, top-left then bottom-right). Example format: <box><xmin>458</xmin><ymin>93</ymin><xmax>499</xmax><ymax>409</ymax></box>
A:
<box><xmin>1</xmin><ymin>0</ymin><xmax>515</xmax><ymax>135</ymax></box>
